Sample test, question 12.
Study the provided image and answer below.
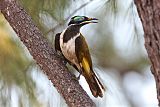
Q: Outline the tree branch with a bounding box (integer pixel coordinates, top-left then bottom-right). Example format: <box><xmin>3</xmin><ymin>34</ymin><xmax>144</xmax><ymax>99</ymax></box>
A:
<box><xmin>0</xmin><ymin>0</ymin><xmax>96</xmax><ymax>107</ymax></box>
<box><xmin>134</xmin><ymin>0</ymin><xmax>160</xmax><ymax>106</ymax></box>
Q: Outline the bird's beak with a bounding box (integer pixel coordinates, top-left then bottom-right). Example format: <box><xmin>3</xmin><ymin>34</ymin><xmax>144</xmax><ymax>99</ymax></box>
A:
<box><xmin>81</xmin><ymin>17</ymin><xmax>98</xmax><ymax>25</ymax></box>
<box><xmin>87</xmin><ymin>17</ymin><xmax>98</xmax><ymax>23</ymax></box>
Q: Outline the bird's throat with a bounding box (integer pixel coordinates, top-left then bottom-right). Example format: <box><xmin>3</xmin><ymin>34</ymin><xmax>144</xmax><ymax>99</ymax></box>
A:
<box><xmin>63</xmin><ymin>25</ymin><xmax>80</xmax><ymax>43</ymax></box>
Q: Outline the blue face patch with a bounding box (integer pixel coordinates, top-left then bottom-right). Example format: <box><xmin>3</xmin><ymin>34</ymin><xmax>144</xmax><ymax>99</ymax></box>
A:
<box><xmin>73</xmin><ymin>16</ymin><xmax>85</xmax><ymax>22</ymax></box>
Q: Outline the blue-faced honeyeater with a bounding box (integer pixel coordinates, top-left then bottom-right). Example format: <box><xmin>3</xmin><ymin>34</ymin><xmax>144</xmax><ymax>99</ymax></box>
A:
<box><xmin>55</xmin><ymin>16</ymin><xmax>105</xmax><ymax>97</ymax></box>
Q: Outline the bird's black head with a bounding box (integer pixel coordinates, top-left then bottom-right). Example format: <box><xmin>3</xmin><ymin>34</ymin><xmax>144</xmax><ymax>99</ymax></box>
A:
<box><xmin>68</xmin><ymin>16</ymin><xmax>98</xmax><ymax>26</ymax></box>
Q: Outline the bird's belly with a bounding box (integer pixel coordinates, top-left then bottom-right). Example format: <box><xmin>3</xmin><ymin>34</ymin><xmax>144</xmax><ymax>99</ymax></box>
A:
<box><xmin>60</xmin><ymin>37</ymin><xmax>79</xmax><ymax>68</ymax></box>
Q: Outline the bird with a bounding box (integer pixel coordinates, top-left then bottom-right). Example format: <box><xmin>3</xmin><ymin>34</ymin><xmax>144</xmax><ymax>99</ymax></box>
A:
<box><xmin>55</xmin><ymin>16</ymin><xmax>105</xmax><ymax>98</ymax></box>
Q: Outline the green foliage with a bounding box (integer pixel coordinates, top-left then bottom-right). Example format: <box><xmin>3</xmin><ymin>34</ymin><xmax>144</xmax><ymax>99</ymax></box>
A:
<box><xmin>0</xmin><ymin>20</ymin><xmax>28</xmax><ymax>85</ymax></box>
<box><xmin>88</xmin><ymin>0</ymin><xmax>149</xmax><ymax>74</ymax></box>
<box><xmin>105</xmin><ymin>0</ymin><xmax>118</xmax><ymax>16</ymax></box>
<box><xmin>0</xmin><ymin>15</ymin><xmax>40</xmax><ymax>107</ymax></box>
<box><xmin>19</xmin><ymin>0</ymin><xmax>72</xmax><ymax>33</ymax></box>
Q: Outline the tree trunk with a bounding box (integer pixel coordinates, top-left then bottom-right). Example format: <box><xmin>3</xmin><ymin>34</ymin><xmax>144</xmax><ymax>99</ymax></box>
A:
<box><xmin>135</xmin><ymin>0</ymin><xmax>160</xmax><ymax>106</ymax></box>
<box><xmin>0</xmin><ymin>0</ymin><xmax>96</xmax><ymax>107</ymax></box>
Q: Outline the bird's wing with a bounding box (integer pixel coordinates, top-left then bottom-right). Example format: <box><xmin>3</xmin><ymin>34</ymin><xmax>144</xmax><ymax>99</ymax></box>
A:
<box><xmin>75</xmin><ymin>33</ymin><xmax>92</xmax><ymax>70</ymax></box>
<box><xmin>55</xmin><ymin>33</ymin><xmax>61</xmax><ymax>52</ymax></box>
<box><xmin>75</xmin><ymin>34</ymin><xmax>104</xmax><ymax>97</ymax></box>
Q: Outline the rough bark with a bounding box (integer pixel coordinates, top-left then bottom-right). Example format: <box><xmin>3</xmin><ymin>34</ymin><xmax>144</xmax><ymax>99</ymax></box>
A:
<box><xmin>0</xmin><ymin>0</ymin><xmax>96</xmax><ymax>107</ymax></box>
<box><xmin>135</xmin><ymin>0</ymin><xmax>160</xmax><ymax>106</ymax></box>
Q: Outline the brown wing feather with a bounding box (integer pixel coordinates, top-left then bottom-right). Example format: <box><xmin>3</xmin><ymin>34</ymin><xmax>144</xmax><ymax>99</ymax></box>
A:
<box><xmin>75</xmin><ymin>33</ymin><xmax>104</xmax><ymax>97</ymax></box>
<box><xmin>75</xmin><ymin>34</ymin><xmax>92</xmax><ymax>67</ymax></box>
<box><xmin>55</xmin><ymin>33</ymin><xmax>61</xmax><ymax>52</ymax></box>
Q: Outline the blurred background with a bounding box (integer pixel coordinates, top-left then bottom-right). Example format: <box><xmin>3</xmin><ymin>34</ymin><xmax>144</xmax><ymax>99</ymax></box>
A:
<box><xmin>0</xmin><ymin>0</ymin><xmax>158</xmax><ymax>107</ymax></box>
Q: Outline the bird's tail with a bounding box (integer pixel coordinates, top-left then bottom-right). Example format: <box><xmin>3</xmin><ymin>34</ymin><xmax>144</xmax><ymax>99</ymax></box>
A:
<box><xmin>82</xmin><ymin>58</ymin><xmax>105</xmax><ymax>97</ymax></box>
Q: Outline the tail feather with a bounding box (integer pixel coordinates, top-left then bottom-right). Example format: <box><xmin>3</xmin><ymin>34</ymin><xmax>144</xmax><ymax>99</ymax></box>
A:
<box><xmin>83</xmin><ymin>69</ymin><xmax>105</xmax><ymax>98</ymax></box>
<box><xmin>81</xmin><ymin>57</ymin><xmax>105</xmax><ymax>97</ymax></box>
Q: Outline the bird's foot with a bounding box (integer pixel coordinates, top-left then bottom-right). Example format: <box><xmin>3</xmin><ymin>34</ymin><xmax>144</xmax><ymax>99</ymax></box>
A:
<box><xmin>76</xmin><ymin>70</ymin><xmax>82</xmax><ymax>80</ymax></box>
<box><xmin>76</xmin><ymin>74</ymin><xmax>81</xmax><ymax>80</ymax></box>
<box><xmin>72</xmin><ymin>75</ymin><xmax>81</xmax><ymax>81</ymax></box>
<box><xmin>72</xmin><ymin>76</ymin><xmax>79</xmax><ymax>81</ymax></box>
<box><xmin>62</xmin><ymin>59</ymin><xmax>67</xmax><ymax>65</ymax></box>
<box><xmin>71</xmin><ymin>71</ymin><xmax>82</xmax><ymax>81</ymax></box>
<box><xmin>56</xmin><ymin>53</ymin><xmax>67</xmax><ymax>65</ymax></box>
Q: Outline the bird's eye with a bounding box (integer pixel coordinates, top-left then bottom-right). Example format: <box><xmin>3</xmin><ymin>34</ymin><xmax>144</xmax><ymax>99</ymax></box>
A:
<box><xmin>74</xmin><ymin>16</ymin><xmax>85</xmax><ymax>22</ymax></box>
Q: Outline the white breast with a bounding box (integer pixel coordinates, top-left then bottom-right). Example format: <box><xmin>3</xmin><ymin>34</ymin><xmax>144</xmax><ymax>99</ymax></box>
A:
<box><xmin>60</xmin><ymin>30</ymin><xmax>80</xmax><ymax>69</ymax></box>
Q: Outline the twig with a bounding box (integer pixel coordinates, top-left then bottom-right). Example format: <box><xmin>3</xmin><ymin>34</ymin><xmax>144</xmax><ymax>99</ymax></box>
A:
<box><xmin>45</xmin><ymin>0</ymin><xmax>94</xmax><ymax>35</ymax></box>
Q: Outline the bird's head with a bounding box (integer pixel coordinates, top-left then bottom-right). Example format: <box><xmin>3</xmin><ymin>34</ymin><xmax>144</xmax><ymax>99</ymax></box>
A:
<box><xmin>68</xmin><ymin>16</ymin><xmax>98</xmax><ymax>26</ymax></box>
